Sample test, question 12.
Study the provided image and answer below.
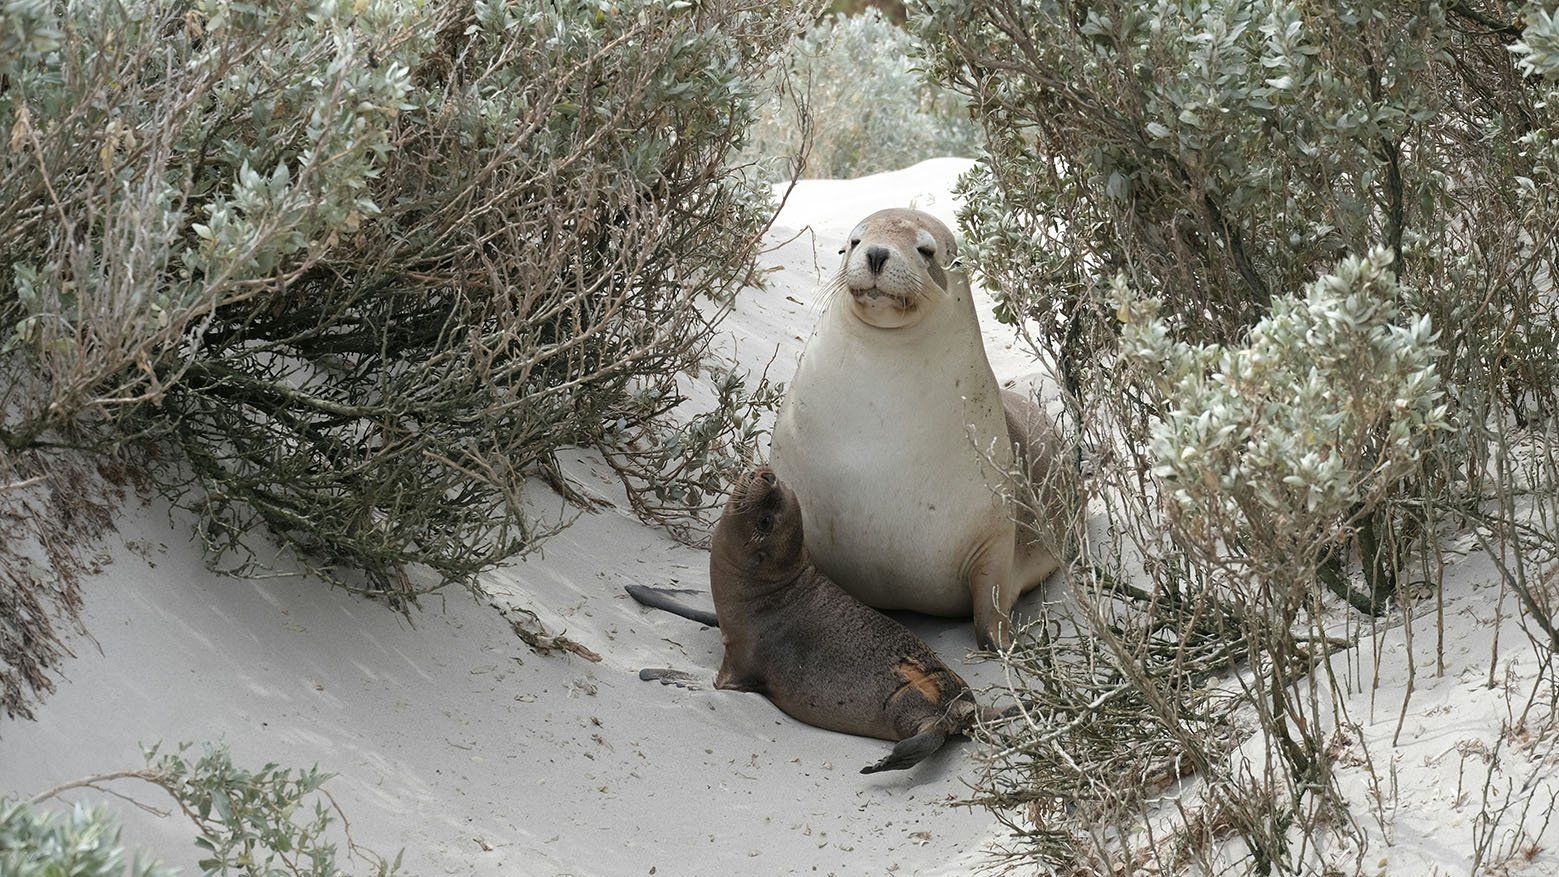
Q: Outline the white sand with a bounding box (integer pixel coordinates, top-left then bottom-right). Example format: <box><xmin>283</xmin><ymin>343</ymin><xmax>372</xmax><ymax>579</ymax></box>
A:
<box><xmin>3</xmin><ymin>159</ymin><xmax>1556</xmax><ymax>875</ymax></box>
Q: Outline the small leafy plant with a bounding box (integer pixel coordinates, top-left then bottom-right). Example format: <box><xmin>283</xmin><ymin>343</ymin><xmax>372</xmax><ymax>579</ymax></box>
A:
<box><xmin>0</xmin><ymin>799</ymin><xmax>176</xmax><ymax>877</ymax></box>
<box><xmin>23</xmin><ymin>742</ymin><xmax>400</xmax><ymax>876</ymax></box>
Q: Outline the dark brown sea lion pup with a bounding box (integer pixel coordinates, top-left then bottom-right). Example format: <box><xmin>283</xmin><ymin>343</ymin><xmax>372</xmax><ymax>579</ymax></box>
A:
<box><xmin>636</xmin><ymin>466</ymin><xmax>982</xmax><ymax>774</ymax></box>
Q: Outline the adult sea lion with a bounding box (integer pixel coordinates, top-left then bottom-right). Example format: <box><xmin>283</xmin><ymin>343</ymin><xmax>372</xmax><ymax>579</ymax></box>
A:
<box><xmin>641</xmin><ymin>466</ymin><xmax>981</xmax><ymax>774</ymax></box>
<box><xmin>770</xmin><ymin>208</ymin><xmax>1067</xmax><ymax>650</ymax></box>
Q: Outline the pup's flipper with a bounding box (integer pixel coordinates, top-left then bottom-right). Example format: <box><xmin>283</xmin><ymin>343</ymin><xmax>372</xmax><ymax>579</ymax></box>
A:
<box><xmin>625</xmin><ymin>584</ymin><xmax>719</xmax><ymax>627</ymax></box>
<box><xmin>859</xmin><ymin>729</ymin><xmax>949</xmax><ymax>774</ymax></box>
<box><xmin>638</xmin><ymin>668</ymin><xmax>705</xmax><ymax>690</ymax></box>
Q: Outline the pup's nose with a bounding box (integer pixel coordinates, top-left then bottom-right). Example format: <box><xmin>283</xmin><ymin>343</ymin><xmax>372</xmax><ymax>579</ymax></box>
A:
<box><xmin>865</xmin><ymin>245</ymin><xmax>889</xmax><ymax>275</ymax></box>
<box><xmin>759</xmin><ymin>470</ymin><xmax>777</xmax><ymax>486</ymax></box>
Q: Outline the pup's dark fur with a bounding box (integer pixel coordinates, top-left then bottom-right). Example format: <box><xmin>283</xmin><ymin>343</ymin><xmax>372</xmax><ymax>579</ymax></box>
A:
<box><xmin>705</xmin><ymin>466</ymin><xmax>979</xmax><ymax>773</ymax></box>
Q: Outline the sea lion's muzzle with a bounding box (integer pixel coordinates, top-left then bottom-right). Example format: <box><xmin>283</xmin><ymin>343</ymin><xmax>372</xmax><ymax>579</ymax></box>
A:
<box><xmin>848</xmin><ymin>285</ymin><xmax>914</xmax><ymax>309</ymax></box>
<box><xmin>733</xmin><ymin>466</ymin><xmax>779</xmax><ymax>507</ymax></box>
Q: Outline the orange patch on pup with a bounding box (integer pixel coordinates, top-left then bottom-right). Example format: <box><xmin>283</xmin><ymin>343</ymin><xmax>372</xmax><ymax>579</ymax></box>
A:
<box><xmin>895</xmin><ymin>658</ymin><xmax>944</xmax><ymax>702</ymax></box>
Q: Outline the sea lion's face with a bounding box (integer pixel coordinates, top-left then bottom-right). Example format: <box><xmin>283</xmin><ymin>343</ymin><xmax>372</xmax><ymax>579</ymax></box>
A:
<box><xmin>716</xmin><ymin>466</ymin><xmax>805</xmax><ymax>581</ymax></box>
<box><xmin>837</xmin><ymin>208</ymin><xmax>958</xmax><ymax>330</ymax></box>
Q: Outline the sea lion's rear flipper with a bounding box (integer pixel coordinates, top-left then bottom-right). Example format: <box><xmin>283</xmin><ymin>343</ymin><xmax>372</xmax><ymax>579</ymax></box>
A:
<box><xmin>625</xmin><ymin>585</ymin><xmax>719</xmax><ymax>627</ymax></box>
<box><xmin>638</xmin><ymin>668</ymin><xmax>705</xmax><ymax>690</ymax></box>
<box><xmin>859</xmin><ymin>729</ymin><xmax>949</xmax><ymax>774</ymax></box>
<box><xmin>988</xmin><ymin>699</ymin><xmax>1039</xmax><ymax>722</ymax></box>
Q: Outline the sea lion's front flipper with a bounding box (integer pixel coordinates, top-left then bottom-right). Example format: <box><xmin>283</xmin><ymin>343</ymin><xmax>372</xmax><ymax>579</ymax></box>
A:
<box><xmin>625</xmin><ymin>584</ymin><xmax>719</xmax><ymax>627</ymax></box>
<box><xmin>859</xmin><ymin>729</ymin><xmax>949</xmax><ymax>774</ymax></box>
<box><xmin>638</xmin><ymin>668</ymin><xmax>705</xmax><ymax>690</ymax></box>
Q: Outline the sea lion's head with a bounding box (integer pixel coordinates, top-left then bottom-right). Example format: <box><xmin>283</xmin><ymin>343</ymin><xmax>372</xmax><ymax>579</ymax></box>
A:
<box><xmin>712</xmin><ymin>466</ymin><xmax>805</xmax><ymax>583</ymax></box>
<box><xmin>834</xmin><ymin>208</ymin><xmax>958</xmax><ymax>330</ymax></box>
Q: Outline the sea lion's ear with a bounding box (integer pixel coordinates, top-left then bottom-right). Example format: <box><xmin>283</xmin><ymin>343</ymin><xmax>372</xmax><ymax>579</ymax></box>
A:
<box><xmin>942</xmin><ymin>260</ymin><xmax>970</xmax><ymax>299</ymax></box>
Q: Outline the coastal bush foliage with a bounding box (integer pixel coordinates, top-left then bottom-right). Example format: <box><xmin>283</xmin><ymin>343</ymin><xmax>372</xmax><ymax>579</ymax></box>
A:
<box><xmin>918</xmin><ymin>0</ymin><xmax>1559</xmax><ymax>870</ymax></box>
<box><xmin>0</xmin><ymin>800</ymin><xmax>174</xmax><ymax>877</ymax></box>
<box><xmin>15</xmin><ymin>742</ymin><xmax>398</xmax><ymax>876</ymax></box>
<box><xmin>142</xmin><ymin>743</ymin><xmax>401</xmax><ymax>876</ymax></box>
<box><xmin>0</xmin><ymin>0</ymin><xmax>806</xmax><ymax>709</ymax></box>
<box><xmin>742</xmin><ymin>8</ymin><xmax>977</xmax><ymax>180</ymax></box>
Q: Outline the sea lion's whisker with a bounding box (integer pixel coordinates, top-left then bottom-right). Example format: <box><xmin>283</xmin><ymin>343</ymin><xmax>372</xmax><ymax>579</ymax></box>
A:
<box><xmin>818</xmin><ymin>272</ymin><xmax>850</xmax><ymax>309</ymax></box>
<box><xmin>731</xmin><ymin>484</ymin><xmax>767</xmax><ymax>514</ymax></box>
<box><xmin>915</xmin><ymin>275</ymin><xmax>942</xmax><ymax>301</ymax></box>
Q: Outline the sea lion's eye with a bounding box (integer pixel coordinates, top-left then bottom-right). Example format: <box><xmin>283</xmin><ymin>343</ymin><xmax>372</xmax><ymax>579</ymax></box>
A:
<box><xmin>917</xmin><ymin>244</ymin><xmax>936</xmax><ymax>260</ymax></box>
<box><xmin>849</xmin><ymin>238</ymin><xmax>861</xmax><ymax>250</ymax></box>
<box><xmin>758</xmin><ymin>512</ymin><xmax>775</xmax><ymax>530</ymax></box>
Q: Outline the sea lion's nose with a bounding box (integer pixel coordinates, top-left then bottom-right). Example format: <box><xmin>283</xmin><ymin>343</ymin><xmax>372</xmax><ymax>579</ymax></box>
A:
<box><xmin>759</xmin><ymin>470</ymin><xmax>777</xmax><ymax>486</ymax></box>
<box><xmin>865</xmin><ymin>245</ymin><xmax>889</xmax><ymax>275</ymax></box>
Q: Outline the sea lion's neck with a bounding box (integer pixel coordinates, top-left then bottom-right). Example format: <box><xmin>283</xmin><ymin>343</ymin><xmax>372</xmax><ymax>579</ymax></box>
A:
<box><xmin>710</xmin><ymin>548</ymin><xmax>810</xmax><ymax>606</ymax></box>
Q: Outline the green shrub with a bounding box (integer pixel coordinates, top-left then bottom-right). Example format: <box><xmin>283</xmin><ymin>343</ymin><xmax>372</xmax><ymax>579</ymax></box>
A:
<box><xmin>917</xmin><ymin>0</ymin><xmax>1559</xmax><ymax>870</ymax></box>
<box><xmin>921</xmin><ymin>0</ymin><xmax>1556</xmax><ymax>424</ymax></box>
<box><xmin>143</xmin><ymin>743</ymin><xmax>400</xmax><ymax>876</ymax></box>
<box><xmin>0</xmin><ymin>0</ymin><xmax>806</xmax><ymax>609</ymax></box>
<box><xmin>16</xmin><ymin>742</ymin><xmax>398</xmax><ymax>876</ymax></box>
<box><xmin>0</xmin><ymin>800</ymin><xmax>174</xmax><ymax>877</ymax></box>
<box><xmin>743</xmin><ymin>9</ymin><xmax>976</xmax><ymax>180</ymax></box>
<box><xmin>1117</xmin><ymin>248</ymin><xmax>1447</xmax><ymax>580</ymax></box>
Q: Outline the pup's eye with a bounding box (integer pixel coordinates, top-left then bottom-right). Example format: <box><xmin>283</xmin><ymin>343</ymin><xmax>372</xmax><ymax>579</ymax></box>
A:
<box><xmin>849</xmin><ymin>238</ymin><xmax>861</xmax><ymax>249</ymax></box>
<box><xmin>759</xmin><ymin>512</ymin><xmax>775</xmax><ymax>530</ymax></box>
<box><xmin>917</xmin><ymin>245</ymin><xmax>936</xmax><ymax>260</ymax></box>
